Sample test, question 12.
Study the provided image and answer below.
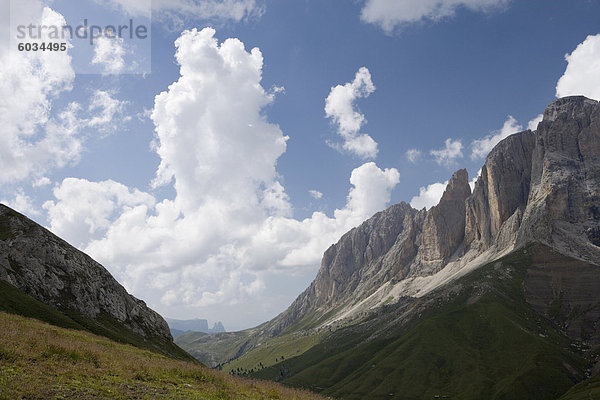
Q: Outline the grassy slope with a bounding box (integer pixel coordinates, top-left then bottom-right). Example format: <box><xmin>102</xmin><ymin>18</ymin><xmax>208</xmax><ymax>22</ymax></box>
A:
<box><xmin>0</xmin><ymin>311</ymin><xmax>331</xmax><ymax>400</ymax></box>
<box><xmin>176</xmin><ymin>330</ymin><xmax>253</xmax><ymax>367</ymax></box>
<box><xmin>559</xmin><ymin>372</ymin><xmax>600</xmax><ymax>400</ymax></box>
<box><xmin>175</xmin><ymin>292</ymin><xmax>349</xmax><ymax>369</ymax></box>
<box><xmin>0</xmin><ymin>279</ymin><xmax>193</xmax><ymax>361</ymax></box>
<box><xmin>223</xmin><ymin>332</ymin><xmax>325</xmax><ymax>374</ymax></box>
<box><xmin>252</xmin><ymin>247</ymin><xmax>591</xmax><ymax>400</ymax></box>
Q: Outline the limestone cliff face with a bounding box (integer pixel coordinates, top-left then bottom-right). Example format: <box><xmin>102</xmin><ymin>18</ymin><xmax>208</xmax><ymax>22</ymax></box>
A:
<box><xmin>518</xmin><ymin>96</ymin><xmax>600</xmax><ymax>262</ymax></box>
<box><xmin>268</xmin><ymin>96</ymin><xmax>600</xmax><ymax>334</ymax></box>
<box><xmin>0</xmin><ymin>205</ymin><xmax>172</xmax><ymax>340</ymax></box>
<box><xmin>465</xmin><ymin>130</ymin><xmax>536</xmax><ymax>249</ymax></box>
<box><xmin>269</xmin><ymin>202</ymin><xmax>418</xmax><ymax>335</ymax></box>
<box><xmin>268</xmin><ymin>170</ymin><xmax>473</xmax><ymax>334</ymax></box>
<box><xmin>416</xmin><ymin>168</ymin><xmax>471</xmax><ymax>275</ymax></box>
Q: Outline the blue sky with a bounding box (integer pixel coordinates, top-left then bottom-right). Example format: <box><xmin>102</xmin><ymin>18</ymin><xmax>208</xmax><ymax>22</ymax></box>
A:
<box><xmin>1</xmin><ymin>0</ymin><xmax>600</xmax><ymax>330</ymax></box>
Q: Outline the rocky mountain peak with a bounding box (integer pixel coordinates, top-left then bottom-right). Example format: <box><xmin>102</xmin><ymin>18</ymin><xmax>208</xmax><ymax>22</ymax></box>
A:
<box><xmin>542</xmin><ymin>95</ymin><xmax>598</xmax><ymax>123</ymax></box>
<box><xmin>417</xmin><ymin>168</ymin><xmax>471</xmax><ymax>273</ymax></box>
<box><xmin>265</xmin><ymin>96</ymin><xmax>600</xmax><ymax>334</ymax></box>
<box><xmin>440</xmin><ymin>168</ymin><xmax>471</xmax><ymax>204</ymax></box>
<box><xmin>519</xmin><ymin>95</ymin><xmax>600</xmax><ymax>262</ymax></box>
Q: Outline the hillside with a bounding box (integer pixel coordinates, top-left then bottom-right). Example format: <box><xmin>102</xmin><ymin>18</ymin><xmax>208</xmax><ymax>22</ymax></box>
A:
<box><xmin>0</xmin><ymin>311</ymin><xmax>329</xmax><ymax>400</ymax></box>
<box><xmin>0</xmin><ymin>204</ymin><xmax>191</xmax><ymax>360</ymax></box>
<box><xmin>252</xmin><ymin>245</ymin><xmax>598</xmax><ymax>399</ymax></box>
<box><xmin>559</xmin><ymin>371</ymin><xmax>600</xmax><ymax>399</ymax></box>
<box><xmin>0</xmin><ymin>276</ymin><xmax>193</xmax><ymax>361</ymax></box>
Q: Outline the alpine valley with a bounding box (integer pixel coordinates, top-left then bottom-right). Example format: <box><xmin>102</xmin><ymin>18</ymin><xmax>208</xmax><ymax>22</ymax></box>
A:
<box><xmin>176</xmin><ymin>96</ymin><xmax>600</xmax><ymax>400</ymax></box>
<box><xmin>2</xmin><ymin>96</ymin><xmax>600</xmax><ymax>400</ymax></box>
<box><xmin>0</xmin><ymin>195</ymin><xmax>327</xmax><ymax>399</ymax></box>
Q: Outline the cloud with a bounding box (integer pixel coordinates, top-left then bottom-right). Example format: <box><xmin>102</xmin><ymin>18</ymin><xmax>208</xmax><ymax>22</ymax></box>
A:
<box><xmin>43</xmin><ymin>178</ymin><xmax>156</xmax><ymax>248</ymax></box>
<box><xmin>409</xmin><ymin>166</ymin><xmax>479</xmax><ymax>211</ymax></box>
<box><xmin>410</xmin><ymin>180</ymin><xmax>448</xmax><ymax>210</ymax></box>
<box><xmin>340</xmin><ymin>162</ymin><xmax>400</xmax><ymax>223</ymax></box>
<box><xmin>102</xmin><ymin>0</ymin><xmax>264</xmax><ymax>22</ymax></box>
<box><xmin>471</xmin><ymin>115</ymin><xmax>522</xmax><ymax>159</ymax></box>
<box><xmin>0</xmin><ymin>33</ymin><xmax>128</xmax><ymax>186</ymax></box>
<box><xmin>470</xmin><ymin>113</ymin><xmax>542</xmax><ymax>159</ymax></box>
<box><xmin>244</xmin><ymin>162</ymin><xmax>400</xmax><ymax>271</ymax></box>
<box><xmin>45</xmin><ymin>28</ymin><xmax>400</xmax><ymax>329</ymax></box>
<box><xmin>405</xmin><ymin>148</ymin><xmax>421</xmax><ymax>163</ymax></box>
<box><xmin>87</xmin><ymin>90</ymin><xmax>128</xmax><ymax>131</ymax></box>
<box><xmin>469</xmin><ymin>169</ymin><xmax>481</xmax><ymax>191</ymax></box>
<box><xmin>0</xmin><ymin>5</ymin><xmax>79</xmax><ymax>184</ymax></box>
<box><xmin>2</xmin><ymin>188</ymin><xmax>41</xmax><ymax>217</ymax></box>
<box><xmin>556</xmin><ymin>34</ymin><xmax>600</xmax><ymax>101</ymax></box>
<box><xmin>361</xmin><ymin>0</ymin><xmax>510</xmax><ymax>33</ymax></box>
<box><xmin>92</xmin><ymin>35</ymin><xmax>126</xmax><ymax>75</ymax></box>
<box><xmin>33</xmin><ymin>177</ymin><xmax>52</xmax><ymax>188</ymax></box>
<box><xmin>527</xmin><ymin>114</ymin><xmax>543</xmax><ymax>131</ymax></box>
<box><xmin>325</xmin><ymin>67</ymin><xmax>379</xmax><ymax>159</ymax></box>
<box><xmin>309</xmin><ymin>190</ymin><xmax>323</xmax><ymax>199</ymax></box>
<box><xmin>431</xmin><ymin>138</ymin><xmax>463</xmax><ymax>166</ymax></box>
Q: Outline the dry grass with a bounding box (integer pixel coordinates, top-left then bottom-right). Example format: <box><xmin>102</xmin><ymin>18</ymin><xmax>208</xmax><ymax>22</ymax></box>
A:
<box><xmin>0</xmin><ymin>312</ymin><xmax>331</xmax><ymax>400</ymax></box>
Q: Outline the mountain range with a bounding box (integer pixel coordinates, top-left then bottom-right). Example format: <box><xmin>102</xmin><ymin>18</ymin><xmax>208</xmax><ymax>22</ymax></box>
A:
<box><xmin>166</xmin><ymin>317</ymin><xmax>226</xmax><ymax>338</ymax></box>
<box><xmin>177</xmin><ymin>96</ymin><xmax>600</xmax><ymax>400</ymax></box>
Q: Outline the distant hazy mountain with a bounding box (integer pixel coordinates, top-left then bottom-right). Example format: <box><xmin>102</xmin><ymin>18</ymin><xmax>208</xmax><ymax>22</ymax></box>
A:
<box><xmin>166</xmin><ymin>317</ymin><xmax>226</xmax><ymax>337</ymax></box>
<box><xmin>181</xmin><ymin>96</ymin><xmax>600</xmax><ymax>399</ymax></box>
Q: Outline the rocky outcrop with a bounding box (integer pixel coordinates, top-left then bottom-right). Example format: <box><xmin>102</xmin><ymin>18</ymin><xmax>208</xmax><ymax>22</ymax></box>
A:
<box><xmin>416</xmin><ymin>168</ymin><xmax>471</xmax><ymax>274</ymax></box>
<box><xmin>268</xmin><ymin>170</ymin><xmax>472</xmax><ymax>334</ymax></box>
<box><xmin>211</xmin><ymin>321</ymin><xmax>226</xmax><ymax>333</ymax></box>
<box><xmin>312</xmin><ymin>202</ymin><xmax>417</xmax><ymax>307</ymax></box>
<box><xmin>518</xmin><ymin>96</ymin><xmax>600</xmax><ymax>262</ymax></box>
<box><xmin>0</xmin><ymin>205</ymin><xmax>172</xmax><ymax>341</ymax></box>
<box><xmin>465</xmin><ymin>130</ymin><xmax>536</xmax><ymax>249</ymax></box>
<box><xmin>267</xmin><ymin>96</ymin><xmax>600</xmax><ymax>335</ymax></box>
<box><xmin>268</xmin><ymin>202</ymin><xmax>418</xmax><ymax>334</ymax></box>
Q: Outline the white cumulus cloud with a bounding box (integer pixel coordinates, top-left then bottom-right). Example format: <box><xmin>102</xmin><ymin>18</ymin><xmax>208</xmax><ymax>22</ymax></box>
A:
<box><xmin>92</xmin><ymin>35</ymin><xmax>126</xmax><ymax>75</ymax></box>
<box><xmin>469</xmin><ymin>169</ymin><xmax>481</xmax><ymax>191</ymax></box>
<box><xmin>471</xmin><ymin>115</ymin><xmax>522</xmax><ymax>159</ymax></box>
<box><xmin>102</xmin><ymin>0</ymin><xmax>264</xmax><ymax>22</ymax></box>
<box><xmin>43</xmin><ymin>179</ymin><xmax>156</xmax><ymax>248</ymax></box>
<box><xmin>410</xmin><ymin>180</ymin><xmax>448</xmax><ymax>210</ymax></box>
<box><xmin>33</xmin><ymin>177</ymin><xmax>52</xmax><ymax>188</ymax></box>
<box><xmin>87</xmin><ymin>90</ymin><xmax>128</xmax><ymax>131</ymax></box>
<box><xmin>309</xmin><ymin>190</ymin><xmax>323</xmax><ymax>199</ymax></box>
<box><xmin>431</xmin><ymin>138</ymin><xmax>463</xmax><ymax>166</ymax></box>
<box><xmin>45</xmin><ymin>29</ymin><xmax>400</xmax><ymax>329</ymax></box>
<box><xmin>0</xmin><ymin>5</ymin><xmax>79</xmax><ymax>184</ymax></box>
<box><xmin>2</xmin><ymin>188</ymin><xmax>41</xmax><ymax>216</ymax></box>
<box><xmin>406</xmin><ymin>148</ymin><xmax>421</xmax><ymax>163</ymax></box>
<box><xmin>361</xmin><ymin>0</ymin><xmax>510</xmax><ymax>33</ymax></box>
<box><xmin>471</xmin><ymin>113</ymin><xmax>544</xmax><ymax>160</ymax></box>
<box><xmin>325</xmin><ymin>67</ymin><xmax>379</xmax><ymax>159</ymax></box>
<box><xmin>556</xmin><ymin>34</ymin><xmax>600</xmax><ymax>101</ymax></box>
<box><xmin>527</xmin><ymin>114</ymin><xmax>543</xmax><ymax>131</ymax></box>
